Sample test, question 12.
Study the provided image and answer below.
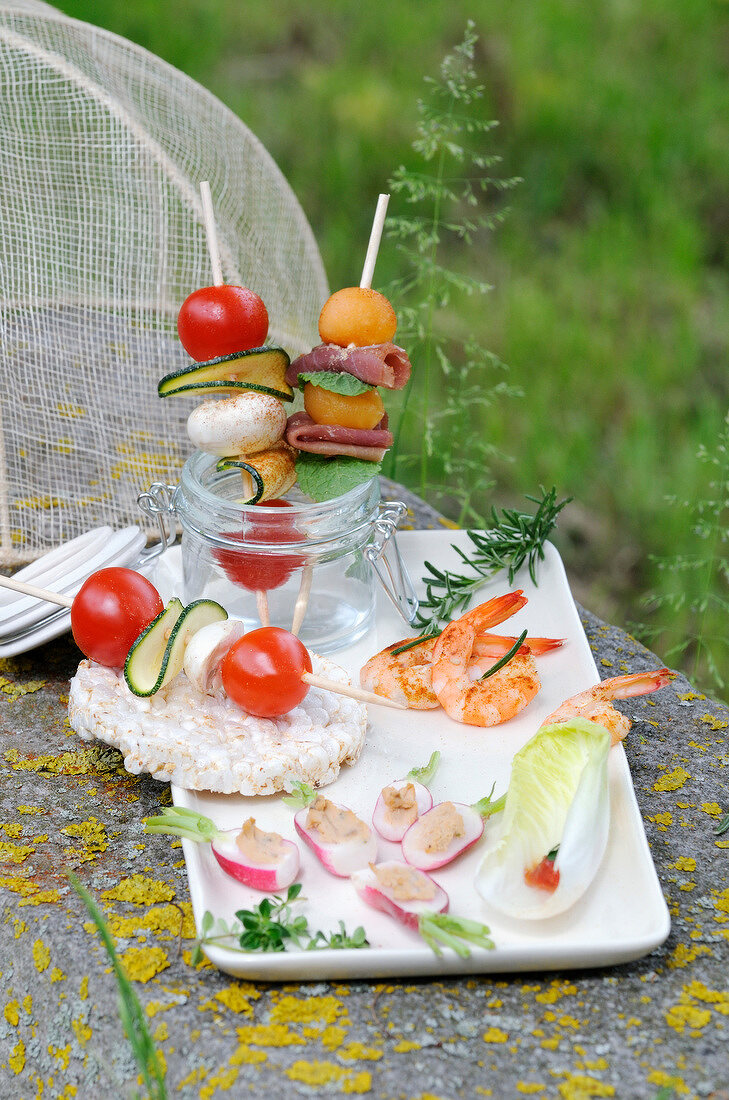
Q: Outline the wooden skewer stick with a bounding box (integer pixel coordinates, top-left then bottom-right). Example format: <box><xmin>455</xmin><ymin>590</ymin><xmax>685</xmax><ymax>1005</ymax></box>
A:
<box><xmin>301</xmin><ymin>671</ymin><xmax>406</xmax><ymax>710</ymax></box>
<box><xmin>290</xmin><ymin>194</ymin><xmax>392</xmax><ymax>637</ymax></box>
<box><xmin>200</xmin><ymin>179</ymin><xmax>271</xmax><ymax>627</ymax></box>
<box><xmin>360</xmin><ymin>193</ymin><xmax>390</xmax><ymax>290</ymax></box>
<box><xmin>290</xmin><ymin>564</ymin><xmax>313</xmax><ymax>637</ymax></box>
<box><xmin>0</xmin><ymin>574</ymin><xmax>73</xmax><ymax>608</ymax></box>
<box><xmin>200</xmin><ymin>180</ymin><xmax>224</xmax><ymax>287</ymax></box>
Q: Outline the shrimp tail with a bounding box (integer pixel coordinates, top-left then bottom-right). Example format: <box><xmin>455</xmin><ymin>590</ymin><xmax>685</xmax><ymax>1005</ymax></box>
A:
<box><xmin>598</xmin><ymin>668</ymin><xmax>674</xmax><ymax>701</ymax></box>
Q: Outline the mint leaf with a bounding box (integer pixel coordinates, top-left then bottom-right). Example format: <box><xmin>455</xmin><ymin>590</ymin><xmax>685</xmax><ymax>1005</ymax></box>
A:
<box><xmin>297</xmin><ymin>371</ymin><xmax>373</xmax><ymax>396</ymax></box>
<box><xmin>295</xmin><ymin>452</ymin><xmax>380</xmax><ymax>501</ymax></box>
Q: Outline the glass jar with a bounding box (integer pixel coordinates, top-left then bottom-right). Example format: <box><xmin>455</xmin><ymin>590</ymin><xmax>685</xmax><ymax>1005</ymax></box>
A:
<box><xmin>138</xmin><ymin>452</ymin><xmax>417</xmax><ymax>654</ymax></box>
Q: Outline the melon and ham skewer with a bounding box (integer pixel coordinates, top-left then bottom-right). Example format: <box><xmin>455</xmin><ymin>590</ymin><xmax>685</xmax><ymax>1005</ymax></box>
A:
<box><xmin>284</xmin><ymin>193</ymin><xmax>412</xmax><ymax>469</ymax></box>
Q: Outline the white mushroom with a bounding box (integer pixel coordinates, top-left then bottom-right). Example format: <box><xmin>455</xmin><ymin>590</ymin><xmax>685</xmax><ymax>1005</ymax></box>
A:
<box><xmin>187</xmin><ymin>392</ymin><xmax>287</xmax><ymax>457</ymax></box>
<box><xmin>183</xmin><ymin>618</ymin><xmax>246</xmax><ymax>695</ymax></box>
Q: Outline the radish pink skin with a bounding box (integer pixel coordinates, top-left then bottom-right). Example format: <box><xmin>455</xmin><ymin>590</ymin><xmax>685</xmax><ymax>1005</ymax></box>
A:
<box><xmin>294</xmin><ymin>809</ymin><xmax>377</xmax><ymax>877</ymax></box>
<box><xmin>211</xmin><ymin>832</ymin><xmax>299</xmax><ymax>891</ymax></box>
<box><xmin>372</xmin><ymin>780</ymin><xmax>433</xmax><ymax>842</ymax></box>
<box><xmin>401</xmin><ymin>802</ymin><xmax>484</xmax><ymax>871</ymax></box>
<box><xmin>351</xmin><ymin>864</ymin><xmax>448</xmax><ymax>932</ymax></box>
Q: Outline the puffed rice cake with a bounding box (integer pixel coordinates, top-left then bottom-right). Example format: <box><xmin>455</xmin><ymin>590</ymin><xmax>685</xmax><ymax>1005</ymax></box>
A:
<box><xmin>68</xmin><ymin>654</ymin><xmax>367</xmax><ymax>795</ymax></box>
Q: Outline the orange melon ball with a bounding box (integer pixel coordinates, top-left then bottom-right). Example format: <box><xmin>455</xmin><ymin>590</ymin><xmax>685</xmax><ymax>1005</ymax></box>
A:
<box><xmin>303</xmin><ymin>382</ymin><xmax>385</xmax><ymax>430</ymax></box>
<box><xmin>318</xmin><ymin>287</ymin><xmax>397</xmax><ymax>347</ymax></box>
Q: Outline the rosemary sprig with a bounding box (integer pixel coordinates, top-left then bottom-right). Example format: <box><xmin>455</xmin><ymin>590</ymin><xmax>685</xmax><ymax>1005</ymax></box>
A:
<box><xmin>191</xmin><ymin>884</ymin><xmax>368</xmax><ymax>961</ymax></box>
<box><xmin>410</xmin><ymin>488</ymin><xmax>571</xmax><ymax>638</ymax></box>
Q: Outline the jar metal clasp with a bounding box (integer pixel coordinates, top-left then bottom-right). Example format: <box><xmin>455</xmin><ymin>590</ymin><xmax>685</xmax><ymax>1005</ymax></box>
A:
<box><xmin>135</xmin><ymin>482</ymin><xmax>178</xmax><ymax>563</ymax></box>
<box><xmin>364</xmin><ymin>501</ymin><xmax>419</xmax><ymax>625</ymax></box>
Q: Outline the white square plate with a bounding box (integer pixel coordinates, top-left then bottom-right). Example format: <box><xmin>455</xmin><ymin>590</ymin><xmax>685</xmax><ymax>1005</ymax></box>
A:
<box><xmin>172</xmin><ymin>531</ymin><xmax>670</xmax><ymax>979</ymax></box>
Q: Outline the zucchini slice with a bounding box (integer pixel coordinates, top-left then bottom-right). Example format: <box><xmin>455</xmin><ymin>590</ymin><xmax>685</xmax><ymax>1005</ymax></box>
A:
<box><xmin>215</xmin><ymin>459</ymin><xmax>265</xmax><ymax>505</ymax></box>
<box><xmin>124</xmin><ymin>598</ymin><xmax>227</xmax><ymax>697</ymax></box>
<box><xmin>158</xmin><ymin>347</ymin><xmax>293</xmax><ymax>401</ymax></box>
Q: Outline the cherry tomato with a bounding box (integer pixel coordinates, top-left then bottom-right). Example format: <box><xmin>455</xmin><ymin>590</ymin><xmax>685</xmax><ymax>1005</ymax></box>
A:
<box><xmin>71</xmin><ymin>568</ymin><xmax>164</xmax><ymax>668</ymax></box>
<box><xmin>221</xmin><ymin>627</ymin><xmax>313</xmax><ymax>717</ymax></box>
<box><xmin>214</xmin><ymin>500</ymin><xmax>306</xmax><ymax>592</ymax></box>
<box><xmin>177</xmin><ymin>285</ymin><xmax>269</xmax><ymax>361</ymax></box>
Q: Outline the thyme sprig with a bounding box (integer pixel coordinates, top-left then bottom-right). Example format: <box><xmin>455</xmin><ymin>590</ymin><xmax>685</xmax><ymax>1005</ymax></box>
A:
<box><xmin>191</xmin><ymin>884</ymin><xmax>368</xmax><ymax>961</ymax></box>
<box><xmin>402</xmin><ymin>487</ymin><xmax>571</xmax><ymax>643</ymax></box>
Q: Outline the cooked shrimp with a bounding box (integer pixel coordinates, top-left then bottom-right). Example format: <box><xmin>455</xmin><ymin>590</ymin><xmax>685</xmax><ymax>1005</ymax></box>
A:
<box><xmin>541</xmin><ymin>668</ymin><xmax>674</xmax><ymax>746</ymax></box>
<box><xmin>473</xmin><ymin>634</ymin><xmax>564</xmax><ymax>658</ymax></box>
<box><xmin>430</xmin><ymin>603</ymin><xmax>541</xmax><ymax>726</ymax></box>
<box><xmin>360</xmin><ymin>591</ymin><xmax>527</xmax><ymax>710</ymax></box>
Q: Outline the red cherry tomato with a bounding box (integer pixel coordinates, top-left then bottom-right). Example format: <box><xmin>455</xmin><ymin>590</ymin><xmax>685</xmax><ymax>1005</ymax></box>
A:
<box><xmin>177</xmin><ymin>285</ymin><xmax>269</xmax><ymax>361</ymax></box>
<box><xmin>214</xmin><ymin>500</ymin><xmax>306</xmax><ymax>592</ymax></box>
<box><xmin>71</xmin><ymin>568</ymin><xmax>164</xmax><ymax>668</ymax></box>
<box><xmin>221</xmin><ymin>627</ymin><xmax>312</xmax><ymax>717</ymax></box>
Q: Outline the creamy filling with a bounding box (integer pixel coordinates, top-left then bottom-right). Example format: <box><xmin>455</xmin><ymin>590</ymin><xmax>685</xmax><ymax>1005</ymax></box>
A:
<box><xmin>419</xmin><ymin>801</ymin><xmax>465</xmax><ymax>853</ymax></box>
<box><xmin>382</xmin><ymin>781</ymin><xmax>418</xmax><ymax>829</ymax></box>
<box><xmin>372</xmin><ymin>862</ymin><xmax>436</xmax><ymax>901</ymax></box>
<box><xmin>306</xmin><ymin>796</ymin><xmax>370</xmax><ymax>844</ymax></box>
<box><xmin>235</xmin><ymin>817</ymin><xmax>285</xmax><ymax>864</ymax></box>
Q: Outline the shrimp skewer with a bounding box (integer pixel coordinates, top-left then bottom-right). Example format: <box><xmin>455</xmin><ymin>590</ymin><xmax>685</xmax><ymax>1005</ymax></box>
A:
<box><xmin>431</xmin><ymin>604</ymin><xmax>541</xmax><ymax>727</ymax></box>
<box><xmin>360</xmin><ymin>591</ymin><xmax>527</xmax><ymax>709</ymax></box>
<box><xmin>541</xmin><ymin>668</ymin><xmax>674</xmax><ymax>745</ymax></box>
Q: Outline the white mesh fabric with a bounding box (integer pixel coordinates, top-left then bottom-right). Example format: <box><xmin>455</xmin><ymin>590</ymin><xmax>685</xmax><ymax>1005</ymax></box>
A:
<box><xmin>0</xmin><ymin>3</ymin><xmax>328</xmax><ymax>562</ymax></box>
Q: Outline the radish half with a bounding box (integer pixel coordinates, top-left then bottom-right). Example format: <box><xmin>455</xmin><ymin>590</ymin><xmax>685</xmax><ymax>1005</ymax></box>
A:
<box><xmin>372</xmin><ymin>751</ymin><xmax>440</xmax><ymax>842</ymax></box>
<box><xmin>144</xmin><ymin>806</ymin><xmax>299</xmax><ymax>891</ymax></box>
<box><xmin>401</xmin><ymin>801</ymin><xmax>485</xmax><ymax>871</ymax></box>
<box><xmin>351</xmin><ymin>861</ymin><xmax>448</xmax><ymax>931</ymax></box>
<box><xmin>293</xmin><ymin>795</ymin><xmax>377</xmax><ymax>877</ymax></box>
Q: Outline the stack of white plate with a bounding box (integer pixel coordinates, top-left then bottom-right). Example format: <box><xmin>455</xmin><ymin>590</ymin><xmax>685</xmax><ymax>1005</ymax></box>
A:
<box><xmin>0</xmin><ymin>526</ymin><xmax>147</xmax><ymax>657</ymax></box>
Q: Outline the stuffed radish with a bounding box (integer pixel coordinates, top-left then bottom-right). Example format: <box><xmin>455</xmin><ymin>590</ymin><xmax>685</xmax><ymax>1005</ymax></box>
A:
<box><xmin>372</xmin><ymin>751</ymin><xmax>440</xmax><ymax>842</ymax></box>
<box><xmin>144</xmin><ymin>806</ymin><xmax>299</xmax><ymax>891</ymax></box>
<box><xmin>475</xmin><ymin>718</ymin><xmax>611</xmax><ymax>920</ymax></box>
<box><xmin>351</xmin><ymin>860</ymin><xmax>494</xmax><ymax>958</ymax></box>
<box><xmin>401</xmin><ymin>787</ymin><xmax>505</xmax><ymax>871</ymax></box>
<box><xmin>285</xmin><ymin>783</ymin><xmax>377</xmax><ymax>877</ymax></box>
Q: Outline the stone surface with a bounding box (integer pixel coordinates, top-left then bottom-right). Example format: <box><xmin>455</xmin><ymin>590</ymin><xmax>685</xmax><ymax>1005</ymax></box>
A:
<box><xmin>1</xmin><ymin>484</ymin><xmax>728</xmax><ymax>1099</ymax></box>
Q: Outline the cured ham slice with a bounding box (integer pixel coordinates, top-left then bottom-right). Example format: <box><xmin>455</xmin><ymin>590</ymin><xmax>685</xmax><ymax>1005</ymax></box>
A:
<box><xmin>285</xmin><ymin>412</ymin><xmax>393</xmax><ymax>462</ymax></box>
<box><xmin>286</xmin><ymin>343</ymin><xmax>412</xmax><ymax>391</ymax></box>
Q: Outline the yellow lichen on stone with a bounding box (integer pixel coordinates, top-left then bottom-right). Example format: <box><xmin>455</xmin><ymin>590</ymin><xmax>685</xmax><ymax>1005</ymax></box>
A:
<box><xmin>118</xmin><ymin>945</ymin><xmax>170</xmax><ymax>983</ymax></box>
<box><xmin>648</xmin><ymin>811</ymin><xmax>673</xmax><ymax>829</ymax></box>
<box><xmin>483</xmin><ymin>1027</ymin><xmax>508</xmax><ymax>1043</ymax></box>
<box><xmin>20</xmin><ymin>888</ymin><xmax>62</xmax><ymax>906</ymax></box>
<box><xmin>61</xmin><ymin>817</ymin><xmax>108</xmax><ymax>862</ymax></box>
<box><xmin>665</xmin><ymin>1002</ymin><xmax>711</xmax><ymax>1032</ymax></box>
<box><xmin>556</xmin><ymin>1074</ymin><xmax>615</xmax><ymax>1098</ymax></box>
<box><xmin>516</xmin><ymin>1085</ymin><xmax>546</xmax><ymax>1095</ymax></box>
<box><xmin>101</xmin><ymin>874</ymin><xmax>175</xmax><ymax>905</ymax></box>
<box><xmin>320</xmin><ymin>1025</ymin><xmax>348</xmax><ymax>1050</ymax></box>
<box><xmin>213</xmin><ymin>984</ymin><xmax>257</xmax><ymax>1017</ymax></box>
<box><xmin>536</xmin><ymin>981</ymin><xmax>578</xmax><ymax>1004</ymax></box>
<box><xmin>5</xmin><ymin>998</ymin><xmax>20</xmax><ymax>1026</ymax></box>
<box><xmin>71</xmin><ymin>1013</ymin><xmax>92</xmax><ymax>1047</ymax></box>
<box><xmin>284</xmin><ymin>1060</ymin><xmax>371</xmax><ymax>1093</ymax></box>
<box><xmin>0</xmin><ymin>675</ymin><xmax>45</xmax><ymax>699</ymax></box>
<box><xmin>701</xmin><ymin>802</ymin><xmax>725</xmax><ymax>818</ymax></box>
<box><xmin>645</xmin><ymin>1071</ymin><xmax>689</xmax><ymax>1095</ymax></box>
<box><xmin>653</xmin><ymin>767</ymin><xmax>691</xmax><ymax>792</ymax></box>
<box><xmin>667</xmin><ymin>943</ymin><xmax>712</xmax><ymax>968</ymax></box>
<box><xmin>673</xmin><ymin>856</ymin><xmax>696</xmax><ymax>871</ymax></box>
<box><xmin>33</xmin><ymin>939</ymin><xmax>50</xmax><ymax>972</ymax></box>
<box><xmin>700</xmin><ymin>713</ymin><xmax>728</xmax><ymax>731</ymax></box>
<box><xmin>229</xmin><ymin>1044</ymin><xmax>267</xmax><ymax>1066</ymax></box>
<box><xmin>392</xmin><ymin>1039</ymin><xmax>421</xmax><ymax>1052</ymax></box>
<box><xmin>270</xmin><ymin>994</ymin><xmax>346</xmax><ymax>1026</ymax></box>
<box><xmin>338</xmin><ymin>1042</ymin><xmax>383</xmax><ymax>1061</ymax></box>
<box><xmin>234</xmin><ymin>1023</ymin><xmax>304</xmax><ymax>1047</ymax></box>
<box><xmin>9</xmin><ymin>1037</ymin><xmax>25</xmax><ymax>1074</ymax></box>
<box><xmin>199</xmin><ymin>1065</ymin><xmax>238</xmax><ymax>1098</ymax></box>
<box><xmin>0</xmin><ymin>841</ymin><xmax>36</xmax><ymax>864</ymax></box>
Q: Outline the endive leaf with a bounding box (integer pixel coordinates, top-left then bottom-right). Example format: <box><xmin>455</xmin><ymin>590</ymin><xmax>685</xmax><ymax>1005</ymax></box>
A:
<box><xmin>475</xmin><ymin>718</ymin><xmax>611</xmax><ymax>920</ymax></box>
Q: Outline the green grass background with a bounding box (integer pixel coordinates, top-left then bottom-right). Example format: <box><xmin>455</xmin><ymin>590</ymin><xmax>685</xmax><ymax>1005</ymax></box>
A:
<box><xmin>53</xmin><ymin>0</ymin><xmax>729</xmax><ymax>692</ymax></box>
